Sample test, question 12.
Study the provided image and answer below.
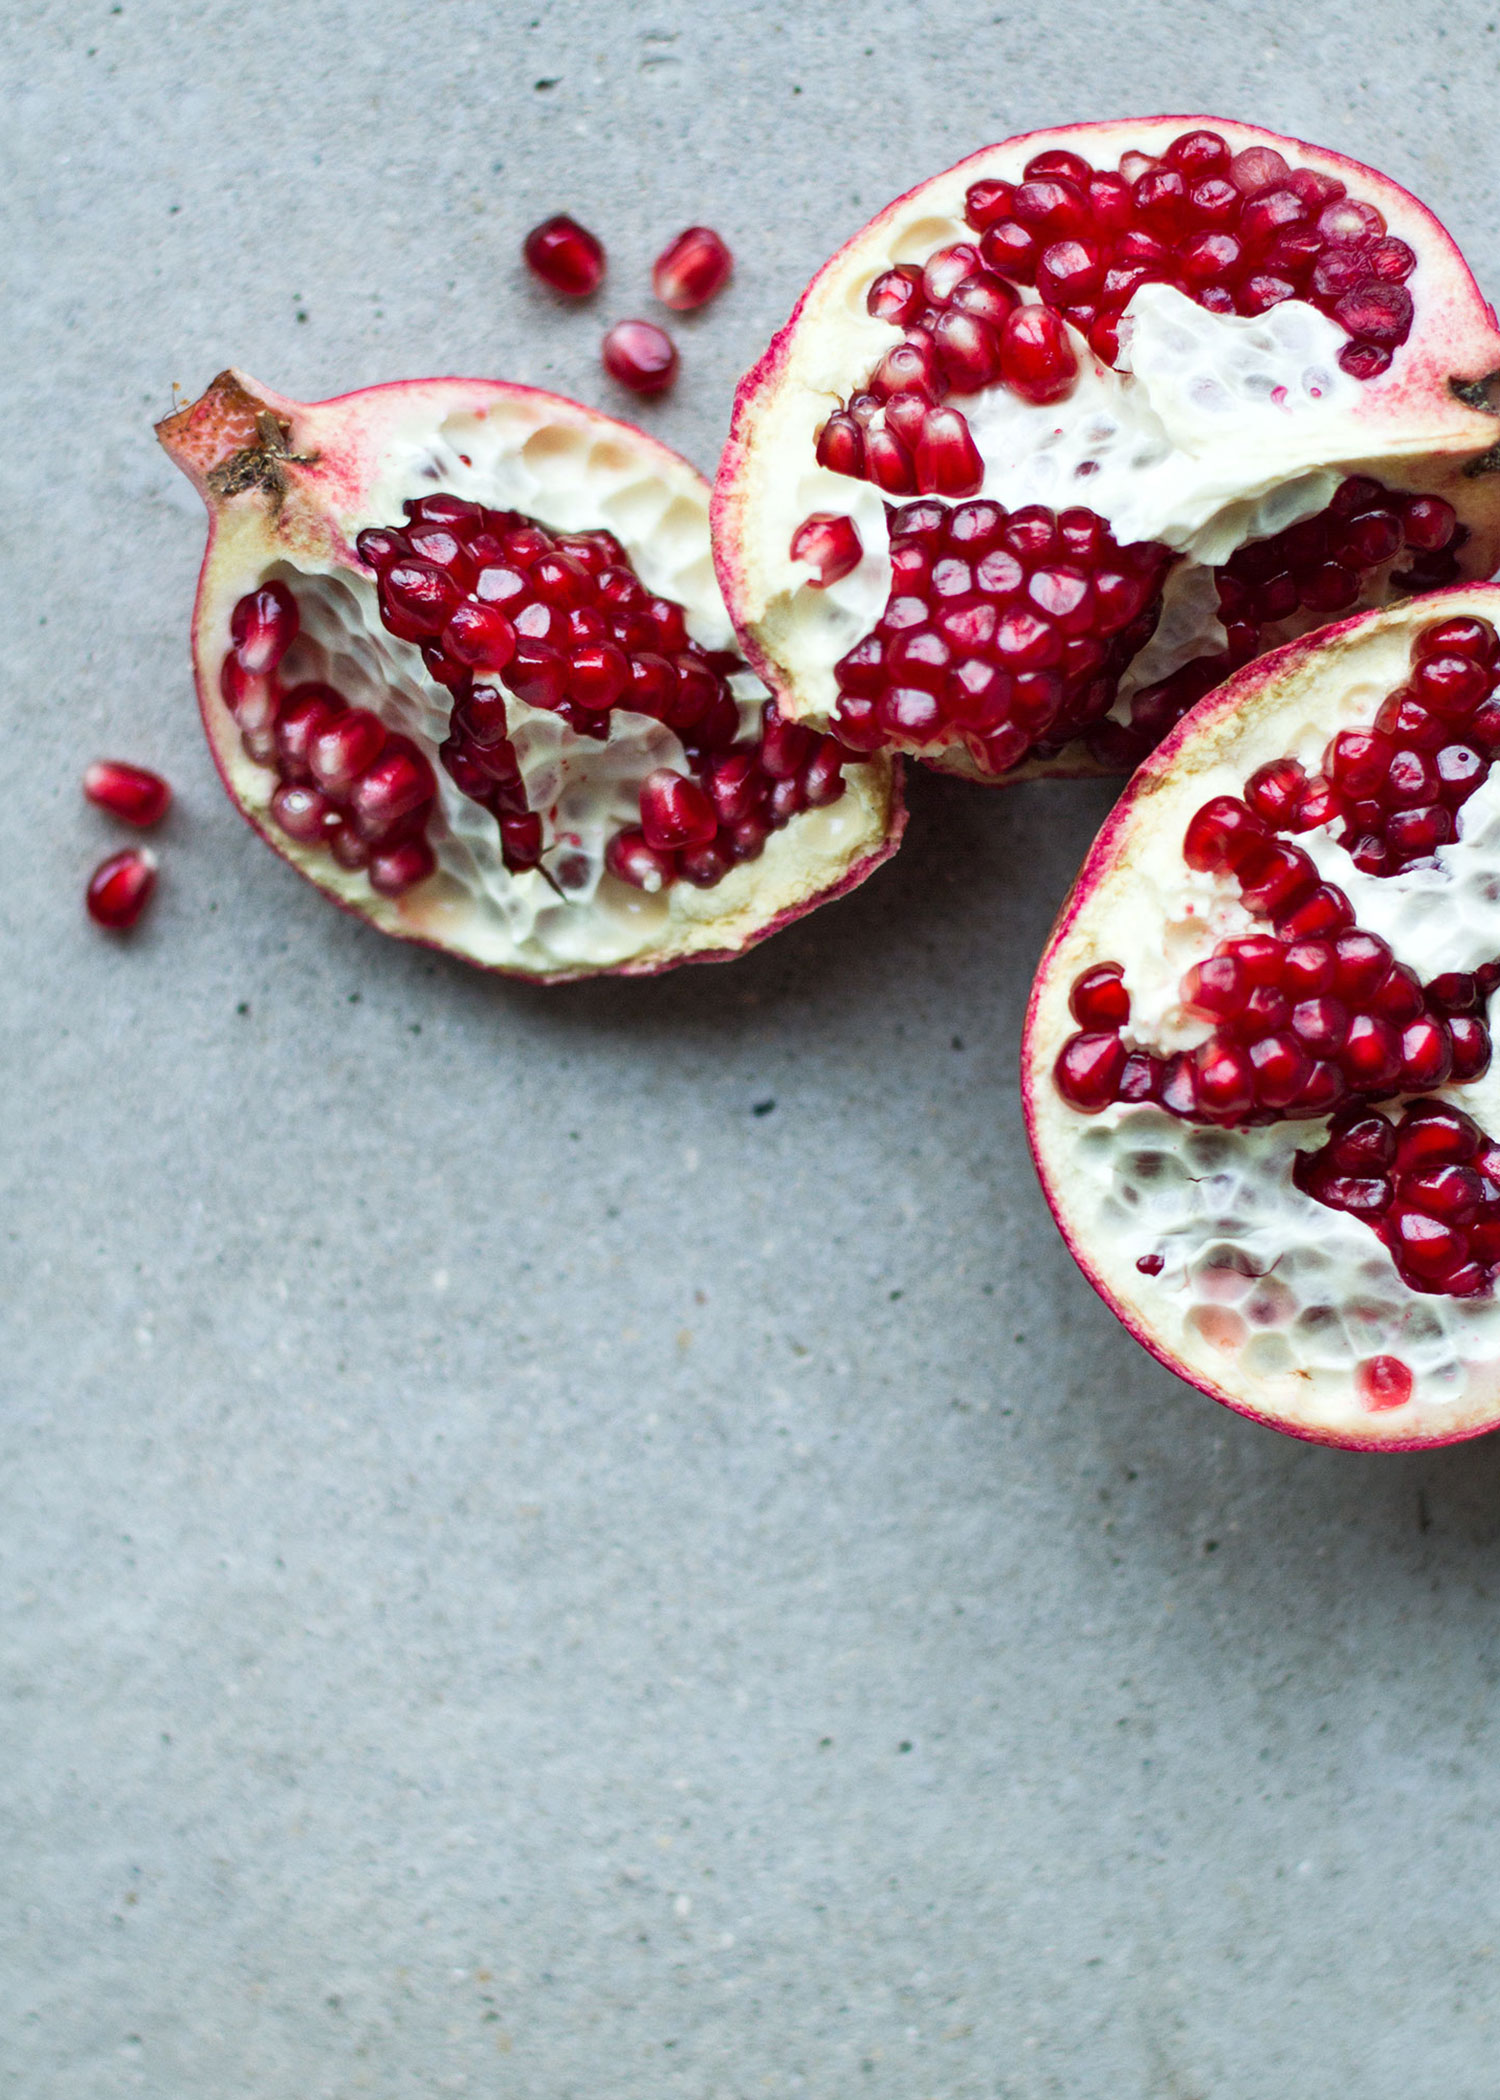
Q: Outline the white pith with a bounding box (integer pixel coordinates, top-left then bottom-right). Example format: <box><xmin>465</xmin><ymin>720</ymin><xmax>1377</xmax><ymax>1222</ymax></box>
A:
<box><xmin>181</xmin><ymin>380</ymin><xmax>899</xmax><ymax>980</ymax></box>
<box><xmin>1026</xmin><ymin>588</ymin><xmax>1500</xmax><ymax>1449</ymax></box>
<box><xmin>716</xmin><ymin>117</ymin><xmax>1500</xmax><ymax>768</ymax></box>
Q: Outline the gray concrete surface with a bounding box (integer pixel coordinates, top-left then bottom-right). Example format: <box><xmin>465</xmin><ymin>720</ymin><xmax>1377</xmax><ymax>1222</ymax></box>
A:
<box><xmin>6</xmin><ymin>2</ymin><xmax>1500</xmax><ymax>2093</ymax></box>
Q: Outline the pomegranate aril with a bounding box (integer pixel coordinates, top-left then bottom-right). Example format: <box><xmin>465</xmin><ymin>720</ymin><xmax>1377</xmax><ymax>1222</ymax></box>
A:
<box><xmin>499</xmin><ymin>812</ymin><xmax>544</xmax><ymax>870</ymax></box>
<box><xmin>368</xmin><ymin>838</ymin><xmax>436</xmax><ymax>897</ymax></box>
<box><xmin>230</xmin><ymin>581</ymin><xmax>299</xmax><ymax>674</ymax></box>
<box><xmin>1403</xmin><ymin>498</ymin><xmax>1459</xmax><ymax>554</ymax></box>
<box><xmin>350</xmin><ymin>745</ymin><xmax>436</xmax><ymax>839</ymax></box>
<box><xmin>384</xmin><ymin>560</ymin><xmax>462</xmax><ymax>637</ymax></box>
<box><xmin>1183</xmin><ymin>796</ymin><xmax>1264</xmax><ymax>873</ymax></box>
<box><xmin>652</xmin><ymin>226</ymin><xmax>732</xmax><ymax>311</ymax></box>
<box><xmin>790</xmin><ymin>512</ymin><xmax>863</xmax><ymax>588</ymax></box>
<box><xmin>999</xmin><ymin>305</ymin><xmax>1078</xmax><ymax>405</ymax></box>
<box><xmin>1055</xmin><ymin>1031</ymin><xmax>1126</xmax><ymax>1112</ymax></box>
<box><xmin>83</xmin><ymin>760</ymin><xmax>171</xmax><ymax>828</ymax></box>
<box><xmin>86</xmin><ymin>847</ymin><xmax>157</xmax><ymax>930</ymax></box>
<box><xmin>1069</xmin><ymin>962</ymin><xmax>1130</xmax><ymax>1029</ymax></box>
<box><xmin>867</xmin><ymin>266</ymin><xmax>925</xmax><ymax>325</ymax></box>
<box><xmin>524</xmin><ymin>214</ymin><xmax>605</xmax><ymax>297</ymax></box>
<box><xmin>602</xmin><ymin>320</ymin><xmax>679</xmax><ymax>395</ymax></box>
<box><xmin>964</xmin><ymin>178</ymin><xmax>1015</xmax><ymax>231</ymax></box>
<box><xmin>639</xmin><ymin>769</ymin><xmax>717</xmax><ymax>851</ymax></box>
<box><xmin>309</xmin><ymin>710</ymin><xmax>386</xmax><ymax>795</ymax></box>
<box><xmin>271</xmin><ymin>782</ymin><xmax>338</xmax><ymax>843</ymax></box>
<box><xmin>443</xmin><ymin>602</ymin><xmax>516</xmax><ymax>670</ymax></box>
<box><xmin>914</xmin><ymin>406</ymin><xmax>984</xmax><ymax>496</ymax></box>
<box><xmin>979</xmin><ymin>221</ymin><xmax>1038</xmax><ymax>283</ymax></box>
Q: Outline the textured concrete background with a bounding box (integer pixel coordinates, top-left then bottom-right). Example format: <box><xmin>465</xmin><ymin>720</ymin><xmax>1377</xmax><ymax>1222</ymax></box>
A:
<box><xmin>6</xmin><ymin>2</ymin><xmax>1500</xmax><ymax>2094</ymax></box>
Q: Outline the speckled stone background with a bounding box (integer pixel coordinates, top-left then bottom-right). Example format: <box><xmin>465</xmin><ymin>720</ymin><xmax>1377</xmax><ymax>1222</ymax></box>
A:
<box><xmin>6</xmin><ymin>3</ymin><xmax>1500</xmax><ymax>2094</ymax></box>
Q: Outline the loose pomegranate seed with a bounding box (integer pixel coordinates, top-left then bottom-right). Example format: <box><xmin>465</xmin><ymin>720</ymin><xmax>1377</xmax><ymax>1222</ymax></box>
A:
<box><xmin>83</xmin><ymin>760</ymin><xmax>171</xmax><ymax>828</ymax></box>
<box><xmin>86</xmin><ymin>847</ymin><xmax>157</xmax><ymax>929</ymax></box>
<box><xmin>523</xmin><ymin>214</ymin><xmax>605</xmax><ymax>297</ymax></box>
<box><xmin>790</xmin><ymin>513</ymin><xmax>863</xmax><ymax>586</ymax></box>
<box><xmin>602</xmin><ymin>320</ymin><xmax>679</xmax><ymax>395</ymax></box>
<box><xmin>652</xmin><ymin>226</ymin><xmax>733</xmax><ymax>310</ymax></box>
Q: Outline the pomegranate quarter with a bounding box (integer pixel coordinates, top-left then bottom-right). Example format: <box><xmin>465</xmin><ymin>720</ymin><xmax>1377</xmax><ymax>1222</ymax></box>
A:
<box><xmin>1025</xmin><ymin>587</ymin><xmax>1500</xmax><ymax>1449</ymax></box>
<box><xmin>157</xmin><ymin>372</ymin><xmax>901</xmax><ymax>980</ymax></box>
<box><xmin>714</xmin><ymin>118</ymin><xmax>1500</xmax><ymax>789</ymax></box>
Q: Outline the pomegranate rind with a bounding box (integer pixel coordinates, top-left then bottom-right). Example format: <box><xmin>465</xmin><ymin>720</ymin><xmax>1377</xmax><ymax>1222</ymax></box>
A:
<box><xmin>713</xmin><ymin>115</ymin><xmax>1500</xmax><ymax>785</ymax></box>
<box><xmin>158</xmin><ymin>371</ymin><xmax>903</xmax><ymax>981</ymax></box>
<box><xmin>1023</xmin><ymin>585</ymin><xmax>1500</xmax><ymax>1449</ymax></box>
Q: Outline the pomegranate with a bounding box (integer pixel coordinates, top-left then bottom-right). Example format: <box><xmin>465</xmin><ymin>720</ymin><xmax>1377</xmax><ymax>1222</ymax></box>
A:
<box><xmin>155</xmin><ymin>370</ymin><xmax>901</xmax><ymax>980</ymax></box>
<box><xmin>714</xmin><ymin>118</ymin><xmax>1500</xmax><ymax>788</ymax></box>
<box><xmin>83</xmin><ymin>760</ymin><xmax>171</xmax><ymax>826</ymax></box>
<box><xmin>1024</xmin><ymin>585</ymin><xmax>1500</xmax><ymax>1448</ymax></box>
<box><xmin>87</xmin><ymin>847</ymin><xmax>157</xmax><ymax>929</ymax></box>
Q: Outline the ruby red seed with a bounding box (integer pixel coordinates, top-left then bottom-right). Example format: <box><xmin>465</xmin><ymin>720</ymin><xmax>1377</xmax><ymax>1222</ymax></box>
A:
<box><xmin>86</xmin><ymin>847</ymin><xmax>157</xmax><ymax>930</ymax></box>
<box><xmin>83</xmin><ymin>760</ymin><xmax>171</xmax><ymax>828</ymax></box>
<box><xmin>652</xmin><ymin>226</ymin><xmax>733</xmax><ymax>311</ymax></box>
<box><xmin>602</xmin><ymin>320</ymin><xmax>679</xmax><ymax>395</ymax></box>
<box><xmin>523</xmin><ymin>214</ymin><xmax>605</xmax><ymax>297</ymax></box>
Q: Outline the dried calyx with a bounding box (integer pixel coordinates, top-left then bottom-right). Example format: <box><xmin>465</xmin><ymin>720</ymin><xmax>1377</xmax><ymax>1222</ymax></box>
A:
<box><xmin>1026</xmin><ymin>587</ymin><xmax>1500</xmax><ymax>1449</ymax></box>
<box><xmin>715</xmin><ymin>118</ymin><xmax>1500</xmax><ymax>790</ymax></box>
<box><xmin>157</xmin><ymin>371</ymin><xmax>901</xmax><ymax>981</ymax></box>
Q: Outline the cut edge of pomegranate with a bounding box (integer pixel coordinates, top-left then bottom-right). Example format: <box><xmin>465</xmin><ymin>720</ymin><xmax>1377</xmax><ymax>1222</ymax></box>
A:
<box><xmin>1022</xmin><ymin>583</ymin><xmax>1500</xmax><ymax>1451</ymax></box>
<box><xmin>158</xmin><ymin>369</ymin><xmax>905</xmax><ymax>983</ymax></box>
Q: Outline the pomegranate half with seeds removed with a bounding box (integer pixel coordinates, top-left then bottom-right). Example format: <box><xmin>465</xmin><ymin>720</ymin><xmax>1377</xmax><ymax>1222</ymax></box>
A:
<box><xmin>1025</xmin><ymin>585</ymin><xmax>1500</xmax><ymax>1449</ymax></box>
<box><xmin>715</xmin><ymin>117</ymin><xmax>1500</xmax><ymax>787</ymax></box>
<box><xmin>156</xmin><ymin>371</ymin><xmax>901</xmax><ymax>980</ymax></box>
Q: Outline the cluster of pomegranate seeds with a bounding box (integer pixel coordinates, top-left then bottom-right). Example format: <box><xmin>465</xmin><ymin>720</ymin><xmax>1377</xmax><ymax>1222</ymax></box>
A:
<box><xmin>828</xmin><ymin>497</ymin><xmax>1168</xmax><ymax>771</ymax></box>
<box><xmin>87</xmin><ymin>847</ymin><xmax>157</xmax><ymax>929</ymax></box>
<box><xmin>601</xmin><ymin>319</ymin><xmax>680</xmax><ymax>396</ymax></box>
<box><xmin>814</xmin><ymin>130</ymin><xmax>1415</xmax><ymax>516</ymax></box>
<box><xmin>1191</xmin><ymin>611</ymin><xmax>1500</xmax><ymax>881</ymax></box>
<box><xmin>523</xmin><ymin>214</ymin><xmax>606</xmax><ymax>297</ymax></box>
<box><xmin>83</xmin><ymin>760</ymin><xmax>171</xmax><ymax>828</ymax></box>
<box><xmin>1295</xmin><ymin>1101</ymin><xmax>1500</xmax><ymax>1296</ymax></box>
<box><xmin>964</xmin><ymin>133</ymin><xmax>1415</xmax><ymax>375</ymax></box>
<box><xmin>1057</xmin><ymin>925</ymin><xmax>1490</xmax><ymax>1125</ymax></box>
<box><xmin>1053</xmin><ymin>614</ymin><xmax>1500</xmax><ymax>1299</ymax></box>
<box><xmin>1093</xmin><ymin>478</ymin><xmax>1466</xmax><ymax>768</ymax></box>
<box><xmin>355</xmin><ymin>494</ymin><xmax>859</xmax><ymax>894</ymax></box>
<box><xmin>652</xmin><ymin>226</ymin><xmax>733</xmax><ymax>311</ymax></box>
<box><xmin>221</xmin><ymin>579</ymin><xmax>440</xmax><ymax>896</ymax></box>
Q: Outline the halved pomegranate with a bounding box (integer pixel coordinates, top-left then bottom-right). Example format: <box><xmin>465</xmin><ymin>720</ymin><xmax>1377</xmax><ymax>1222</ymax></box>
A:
<box><xmin>157</xmin><ymin>371</ymin><xmax>902</xmax><ymax>980</ymax></box>
<box><xmin>1024</xmin><ymin>585</ymin><xmax>1500</xmax><ymax>1449</ymax></box>
<box><xmin>714</xmin><ymin>118</ymin><xmax>1500</xmax><ymax>788</ymax></box>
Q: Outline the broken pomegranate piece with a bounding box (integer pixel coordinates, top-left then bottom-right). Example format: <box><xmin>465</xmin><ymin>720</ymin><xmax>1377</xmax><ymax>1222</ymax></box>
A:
<box><xmin>715</xmin><ymin>117</ymin><xmax>1500</xmax><ymax>787</ymax></box>
<box><xmin>156</xmin><ymin>370</ymin><xmax>901</xmax><ymax>980</ymax></box>
<box><xmin>1026</xmin><ymin>587</ymin><xmax>1500</xmax><ymax>1448</ymax></box>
